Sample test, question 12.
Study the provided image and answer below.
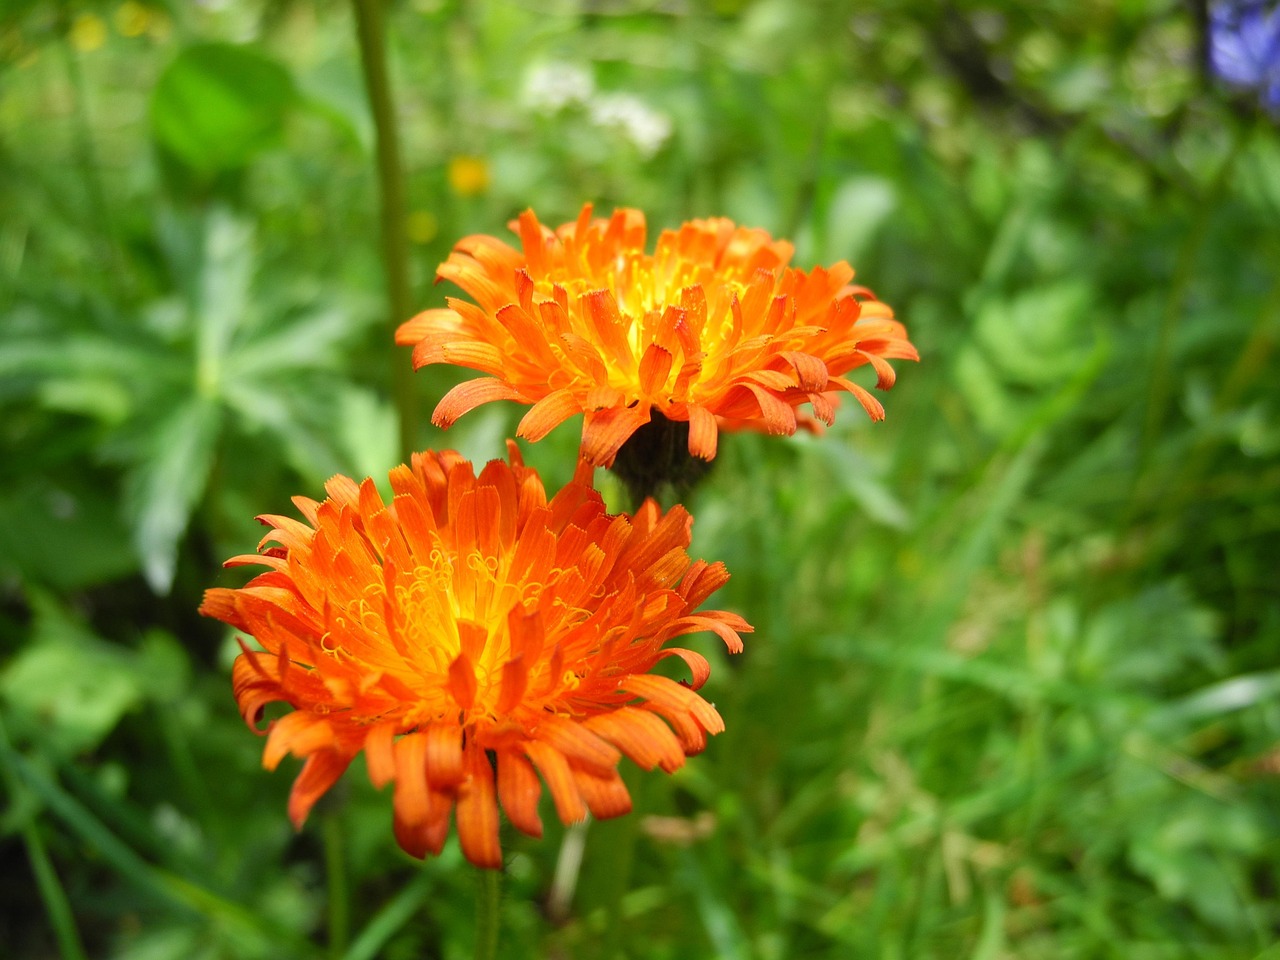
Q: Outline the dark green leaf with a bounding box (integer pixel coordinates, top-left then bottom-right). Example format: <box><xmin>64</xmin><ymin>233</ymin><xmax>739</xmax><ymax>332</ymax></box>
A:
<box><xmin>150</xmin><ymin>43</ymin><xmax>297</xmax><ymax>176</ymax></box>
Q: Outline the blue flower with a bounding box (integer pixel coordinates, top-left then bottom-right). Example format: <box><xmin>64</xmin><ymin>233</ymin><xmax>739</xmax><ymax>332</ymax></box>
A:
<box><xmin>1209</xmin><ymin>0</ymin><xmax>1280</xmax><ymax>110</ymax></box>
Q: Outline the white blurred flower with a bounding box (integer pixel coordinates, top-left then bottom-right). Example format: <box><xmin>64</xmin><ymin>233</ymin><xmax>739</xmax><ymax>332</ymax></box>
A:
<box><xmin>523</xmin><ymin>62</ymin><xmax>595</xmax><ymax>113</ymax></box>
<box><xmin>588</xmin><ymin>93</ymin><xmax>673</xmax><ymax>158</ymax></box>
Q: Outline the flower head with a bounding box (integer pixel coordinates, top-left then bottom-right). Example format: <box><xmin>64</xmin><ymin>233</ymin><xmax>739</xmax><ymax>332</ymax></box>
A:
<box><xmin>199</xmin><ymin>443</ymin><xmax>749</xmax><ymax>868</ymax></box>
<box><xmin>397</xmin><ymin>204</ymin><xmax>917</xmax><ymax>467</ymax></box>
<box><xmin>1209</xmin><ymin>0</ymin><xmax>1280</xmax><ymax>111</ymax></box>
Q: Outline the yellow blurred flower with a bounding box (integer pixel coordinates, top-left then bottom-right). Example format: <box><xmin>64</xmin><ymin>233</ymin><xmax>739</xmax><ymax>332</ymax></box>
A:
<box><xmin>447</xmin><ymin>155</ymin><xmax>490</xmax><ymax>197</ymax></box>
<box><xmin>114</xmin><ymin>1</ymin><xmax>150</xmax><ymax>38</ymax></box>
<box><xmin>70</xmin><ymin>13</ymin><xmax>107</xmax><ymax>53</ymax></box>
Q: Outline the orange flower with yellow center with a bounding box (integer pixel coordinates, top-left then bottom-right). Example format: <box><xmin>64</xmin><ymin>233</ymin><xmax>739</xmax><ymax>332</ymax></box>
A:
<box><xmin>199</xmin><ymin>443</ymin><xmax>749</xmax><ymax>869</ymax></box>
<box><xmin>396</xmin><ymin>204</ymin><xmax>917</xmax><ymax>466</ymax></box>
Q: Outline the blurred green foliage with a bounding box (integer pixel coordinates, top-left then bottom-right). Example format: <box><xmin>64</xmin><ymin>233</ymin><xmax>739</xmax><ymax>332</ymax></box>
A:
<box><xmin>2</xmin><ymin>0</ymin><xmax>1280</xmax><ymax>958</ymax></box>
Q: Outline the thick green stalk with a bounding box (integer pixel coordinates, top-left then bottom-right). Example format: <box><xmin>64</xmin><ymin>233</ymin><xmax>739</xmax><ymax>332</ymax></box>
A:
<box><xmin>350</xmin><ymin>0</ymin><xmax>418</xmax><ymax>460</ymax></box>
<box><xmin>474</xmin><ymin>867</ymin><xmax>501</xmax><ymax>960</ymax></box>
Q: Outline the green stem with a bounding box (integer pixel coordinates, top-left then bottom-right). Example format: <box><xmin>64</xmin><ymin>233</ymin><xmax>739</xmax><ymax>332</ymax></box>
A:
<box><xmin>0</xmin><ymin>717</ymin><xmax>88</xmax><ymax>960</ymax></box>
<box><xmin>22</xmin><ymin>819</ymin><xmax>89</xmax><ymax>960</ymax></box>
<box><xmin>350</xmin><ymin>0</ymin><xmax>418</xmax><ymax>460</ymax></box>
<box><xmin>1133</xmin><ymin>121</ymin><xmax>1251</xmax><ymax>507</ymax></box>
<box><xmin>61</xmin><ymin>14</ymin><xmax>128</xmax><ymax>304</ymax></box>
<box><xmin>474</xmin><ymin>867</ymin><xmax>501</xmax><ymax>960</ymax></box>
<box><xmin>324</xmin><ymin>815</ymin><xmax>350</xmax><ymax>959</ymax></box>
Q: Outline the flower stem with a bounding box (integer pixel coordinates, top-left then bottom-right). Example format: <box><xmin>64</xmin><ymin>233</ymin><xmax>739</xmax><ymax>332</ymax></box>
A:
<box><xmin>1134</xmin><ymin>118</ymin><xmax>1251</xmax><ymax>504</ymax></box>
<box><xmin>0</xmin><ymin>716</ymin><xmax>88</xmax><ymax>960</ymax></box>
<box><xmin>350</xmin><ymin>0</ymin><xmax>418</xmax><ymax>460</ymax></box>
<box><xmin>474</xmin><ymin>866</ymin><xmax>502</xmax><ymax>960</ymax></box>
<box><xmin>324</xmin><ymin>814</ymin><xmax>350</xmax><ymax>959</ymax></box>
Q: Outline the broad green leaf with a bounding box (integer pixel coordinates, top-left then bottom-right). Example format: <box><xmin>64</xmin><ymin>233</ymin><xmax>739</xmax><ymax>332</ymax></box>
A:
<box><xmin>150</xmin><ymin>43</ymin><xmax>297</xmax><ymax>176</ymax></box>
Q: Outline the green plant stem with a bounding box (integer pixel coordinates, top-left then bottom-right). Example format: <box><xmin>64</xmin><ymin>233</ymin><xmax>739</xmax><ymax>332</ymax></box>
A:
<box><xmin>474</xmin><ymin>867</ymin><xmax>501</xmax><ymax>960</ymax></box>
<box><xmin>61</xmin><ymin>17</ymin><xmax>128</xmax><ymax>303</ymax></box>
<box><xmin>350</xmin><ymin>0</ymin><xmax>418</xmax><ymax>460</ymax></box>
<box><xmin>22</xmin><ymin>818</ymin><xmax>90</xmax><ymax>960</ymax></box>
<box><xmin>340</xmin><ymin>872</ymin><xmax>432</xmax><ymax>960</ymax></box>
<box><xmin>324</xmin><ymin>815</ymin><xmax>350</xmax><ymax>959</ymax></box>
<box><xmin>0</xmin><ymin>717</ymin><xmax>88</xmax><ymax>960</ymax></box>
<box><xmin>1134</xmin><ymin>121</ymin><xmax>1251</xmax><ymax>507</ymax></box>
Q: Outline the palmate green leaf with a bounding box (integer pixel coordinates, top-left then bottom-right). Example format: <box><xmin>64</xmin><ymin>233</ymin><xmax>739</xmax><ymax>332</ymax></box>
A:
<box><xmin>0</xmin><ymin>333</ymin><xmax>164</xmax><ymax>392</ymax></box>
<box><xmin>224</xmin><ymin>306</ymin><xmax>363</xmax><ymax>381</ymax></box>
<box><xmin>121</xmin><ymin>396</ymin><xmax>222</xmax><ymax>593</ymax></box>
<box><xmin>151</xmin><ymin>43</ymin><xmax>298</xmax><ymax>176</ymax></box>
<box><xmin>224</xmin><ymin>391</ymin><xmax>346</xmax><ymax>484</ymax></box>
<box><xmin>195</xmin><ymin>208</ymin><xmax>254</xmax><ymax>390</ymax></box>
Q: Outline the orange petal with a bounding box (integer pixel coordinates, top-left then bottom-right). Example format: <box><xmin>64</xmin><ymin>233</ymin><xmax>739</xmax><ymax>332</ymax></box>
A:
<box><xmin>584</xmin><ymin>706</ymin><xmax>685</xmax><ymax>773</ymax></box>
<box><xmin>393</xmin><ymin>731</ymin><xmax>430</xmax><ymax>827</ymax></box>
<box><xmin>526</xmin><ymin>741</ymin><xmax>587</xmax><ymax>824</ymax></box>
<box><xmin>497</xmin><ymin>654</ymin><xmax>530</xmax><ymax>715</ymax></box>
<box><xmin>686</xmin><ymin>405</ymin><xmax>718</xmax><ymax>459</ymax></box>
<box><xmin>623</xmin><ymin>673</ymin><xmax>724</xmax><ymax>736</ymax></box>
<box><xmin>829</xmin><ymin>376</ymin><xmax>886</xmax><ymax>421</ymax></box>
<box><xmin>638</xmin><ymin>343</ymin><xmax>674</xmax><ymax>396</ymax></box>
<box><xmin>535</xmin><ymin>714</ymin><xmax>622</xmax><ymax>774</ymax></box>
<box><xmin>580</xmin><ymin>404</ymin><xmax>653</xmax><ymax>466</ymax></box>
<box><xmin>394</xmin><ymin>789</ymin><xmax>454</xmax><ymax>860</ymax></box>
<box><xmin>496</xmin><ymin>749</ymin><xmax>543</xmax><ymax>838</ymax></box>
<box><xmin>395</xmin><ymin>307</ymin><xmax>457</xmax><ymax>345</ymax></box>
<box><xmin>518</xmin><ymin>389</ymin><xmax>583</xmax><ymax>442</ymax></box>
<box><xmin>448</xmin><ymin>653</ymin><xmax>478</xmax><ymax>711</ymax></box>
<box><xmin>655</xmin><ymin>647</ymin><xmax>712</xmax><ymax>689</ymax></box>
<box><xmin>572</xmin><ymin>767</ymin><xmax>632</xmax><ymax>820</ymax></box>
<box><xmin>425</xmin><ymin>723</ymin><xmax>466</xmax><ymax>787</ymax></box>
<box><xmin>456</xmin><ymin>748</ymin><xmax>502</xmax><ymax>869</ymax></box>
<box><xmin>432</xmin><ymin>378</ymin><xmax>527</xmax><ymax>428</ymax></box>
<box><xmin>364</xmin><ymin>723</ymin><xmax>397</xmax><ymax>789</ymax></box>
<box><xmin>287</xmin><ymin>751</ymin><xmax>351</xmax><ymax>828</ymax></box>
<box><xmin>264</xmin><ymin>713</ymin><xmax>333</xmax><ymax>770</ymax></box>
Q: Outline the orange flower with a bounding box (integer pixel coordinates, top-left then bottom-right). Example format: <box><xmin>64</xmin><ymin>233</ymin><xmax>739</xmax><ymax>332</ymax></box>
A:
<box><xmin>199</xmin><ymin>443</ymin><xmax>749</xmax><ymax>869</ymax></box>
<box><xmin>397</xmin><ymin>204</ymin><xmax>917</xmax><ymax>466</ymax></box>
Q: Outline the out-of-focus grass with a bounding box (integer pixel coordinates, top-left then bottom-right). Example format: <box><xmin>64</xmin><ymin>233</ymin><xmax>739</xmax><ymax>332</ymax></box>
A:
<box><xmin>2</xmin><ymin>1</ymin><xmax>1279</xmax><ymax>958</ymax></box>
